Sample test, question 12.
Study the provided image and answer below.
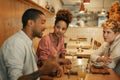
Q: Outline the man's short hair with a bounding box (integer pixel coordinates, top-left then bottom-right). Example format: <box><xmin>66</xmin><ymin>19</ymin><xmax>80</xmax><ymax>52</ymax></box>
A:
<box><xmin>22</xmin><ymin>8</ymin><xmax>44</xmax><ymax>28</ymax></box>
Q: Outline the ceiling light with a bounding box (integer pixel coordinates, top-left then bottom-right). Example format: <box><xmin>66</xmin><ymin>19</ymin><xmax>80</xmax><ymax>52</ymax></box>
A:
<box><xmin>83</xmin><ymin>0</ymin><xmax>90</xmax><ymax>4</ymax></box>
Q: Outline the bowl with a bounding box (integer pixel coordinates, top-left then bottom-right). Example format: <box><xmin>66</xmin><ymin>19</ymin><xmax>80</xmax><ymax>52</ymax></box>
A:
<box><xmin>93</xmin><ymin>62</ymin><xmax>104</xmax><ymax>68</ymax></box>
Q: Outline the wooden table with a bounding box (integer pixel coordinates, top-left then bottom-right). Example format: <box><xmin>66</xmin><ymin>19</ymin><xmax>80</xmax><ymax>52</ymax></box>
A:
<box><xmin>66</xmin><ymin>49</ymin><xmax>95</xmax><ymax>58</ymax></box>
<box><xmin>53</xmin><ymin>59</ymin><xmax>120</xmax><ymax>80</ymax></box>
<box><xmin>85</xmin><ymin>69</ymin><xmax>120</xmax><ymax>80</ymax></box>
<box><xmin>66</xmin><ymin>52</ymin><xmax>91</xmax><ymax>58</ymax></box>
<box><xmin>53</xmin><ymin>69</ymin><xmax>120</xmax><ymax>80</ymax></box>
<box><xmin>53</xmin><ymin>75</ymin><xmax>78</xmax><ymax>80</ymax></box>
<box><xmin>67</xmin><ymin>40</ymin><xmax>91</xmax><ymax>49</ymax></box>
<box><xmin>66</xmin><ymin>40</ymin><xmax>94</xmax><ymax>58</ymax></box>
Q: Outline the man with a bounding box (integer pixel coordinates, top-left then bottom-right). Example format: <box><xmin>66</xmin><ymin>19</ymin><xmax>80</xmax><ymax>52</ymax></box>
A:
<box><xmin>0</xmin><ymin>53</ymin><xmax>7</xmax><ymax>80</ymax></box>
<box><xmin>0</xmin><ymin>8</ymin><xmax>60</xmax><ymax>80</ymax></box>
<box><xmin>76</xmin><ymin>16</ymin><xmax>84</xmax><ymax>27</ymax></box>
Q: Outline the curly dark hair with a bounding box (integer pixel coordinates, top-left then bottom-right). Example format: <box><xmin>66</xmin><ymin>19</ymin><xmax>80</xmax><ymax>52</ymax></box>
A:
<box><xmin>55</xmin><ymin>9</ymin><xmax>73</xmax><ymax>28</ymax></box>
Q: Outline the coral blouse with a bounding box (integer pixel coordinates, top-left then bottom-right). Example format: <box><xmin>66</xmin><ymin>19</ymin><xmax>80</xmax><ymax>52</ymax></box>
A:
<box><xmin>36</xmin><ymin>33</ymin><xmax>66</xmax><ymax>60</ymax></box>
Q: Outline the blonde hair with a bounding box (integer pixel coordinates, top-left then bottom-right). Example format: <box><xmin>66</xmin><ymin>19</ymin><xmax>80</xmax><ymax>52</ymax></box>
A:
<box><xmin>102</xmin><ymin>19</ymin><xmax>120</xmax><ymax>33</ymax></box>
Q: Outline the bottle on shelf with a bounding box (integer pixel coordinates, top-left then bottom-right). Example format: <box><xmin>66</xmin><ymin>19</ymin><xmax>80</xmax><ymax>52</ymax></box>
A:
<box><xmin>50</xmin><ymin>5</ymin><xmax>55</xmax><ymax>13</ymax></box>
<box><xmin>45</xmin><ymin>2</ymin><xmax>50</xmax><ymax>10</ymax></box>
<box><xmin>90</xmin><ymin>37</ymin><xmax>93</xmax><ymax>45</ymax></box>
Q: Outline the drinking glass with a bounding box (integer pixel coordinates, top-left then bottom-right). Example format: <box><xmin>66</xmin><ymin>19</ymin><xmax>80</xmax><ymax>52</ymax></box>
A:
<box><xmin>77</xmin><ymin>65</ymin><xmax>86</xmax><ymax>80</ymax></box>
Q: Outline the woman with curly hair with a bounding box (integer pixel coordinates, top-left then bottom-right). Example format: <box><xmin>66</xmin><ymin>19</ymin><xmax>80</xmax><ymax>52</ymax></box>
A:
<box><xmin>36</xmin><ymin>9</ymin><xmax>73</xmax><ymax>68</ymax></box>
<box><xmin>91</xmin><ymin>19</ymin><xmax>120</xmax><ymax>69</ymax></box>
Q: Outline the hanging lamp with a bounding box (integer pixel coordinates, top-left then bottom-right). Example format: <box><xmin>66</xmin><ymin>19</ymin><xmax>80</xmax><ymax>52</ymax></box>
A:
<box><xmin>98</xmin><ymin>0</ymin><xmax>107</xmax><ymax>16</ymax></box>
<box><xmin>101</xmin><ymin>0</ymin><xmax>105</xmax><ymax>14</ymax></box>
<box><xmin>79</xmin><ymin>2</ymin><xmax>85</xmax><ymax>13</ymax></box>
<box><xmin>83</xmin><ymin>0</ymin><xmax>90</xmax><ymax>4</ymax></box>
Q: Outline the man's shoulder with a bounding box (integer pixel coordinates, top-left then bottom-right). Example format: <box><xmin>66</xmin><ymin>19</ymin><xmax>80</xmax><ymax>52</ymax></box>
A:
<box><xmin>2</xmin><ymin>31</ymin><xmax>26</xmax><ymax>47</ymax></box>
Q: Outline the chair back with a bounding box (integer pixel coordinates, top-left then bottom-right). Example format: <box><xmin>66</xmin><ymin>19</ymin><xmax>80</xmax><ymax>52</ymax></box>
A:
<box><xmin>93</xmin><ymin>40</ymin><xmax>101</xmax><ymax>50</ymax></box>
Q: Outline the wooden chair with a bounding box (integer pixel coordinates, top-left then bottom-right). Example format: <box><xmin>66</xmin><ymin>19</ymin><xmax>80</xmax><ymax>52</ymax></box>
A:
<box><xmin>93</xmin><ymin>40</ymin><xmax>101</xmax><ymax>50</ymax></box>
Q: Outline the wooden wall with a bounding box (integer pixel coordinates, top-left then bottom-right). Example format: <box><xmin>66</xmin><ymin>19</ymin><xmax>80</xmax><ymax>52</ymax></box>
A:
<box><xmin>0</xmin><ymin>0</ymin><xmax>55</xmax><ymax>51</ymax></box>
<box><xmin>0</xmin><ymin>0</ymin><xmax>28</xmax><ymax>47</ymax></box>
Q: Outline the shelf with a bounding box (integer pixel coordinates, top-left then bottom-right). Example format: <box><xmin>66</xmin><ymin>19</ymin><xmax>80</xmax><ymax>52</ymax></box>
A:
<box><xmin>19</xmin><ymin>0</ymin><xmax>55</xmax><ymax>16</ymax></box>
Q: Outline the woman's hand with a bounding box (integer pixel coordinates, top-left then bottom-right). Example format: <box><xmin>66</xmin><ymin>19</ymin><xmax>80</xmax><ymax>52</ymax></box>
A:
<box><xmin>97</xmin><ymin>56</ymin><xmax>112</xmax><ymax>64</ymax></box>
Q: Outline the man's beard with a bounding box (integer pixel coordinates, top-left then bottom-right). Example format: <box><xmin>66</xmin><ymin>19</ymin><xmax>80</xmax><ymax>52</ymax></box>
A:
<box><xmin>32</xmin><ymin>31</ymin><xmax>42</xmax><ymax>38</ymax></box>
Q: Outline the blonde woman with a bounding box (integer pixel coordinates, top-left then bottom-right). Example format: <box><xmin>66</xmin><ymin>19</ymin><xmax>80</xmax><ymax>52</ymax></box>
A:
<box><xmin>91</xmin><ymin>19</ymin><xmax>120</xmax><ymax>69</ymax></box>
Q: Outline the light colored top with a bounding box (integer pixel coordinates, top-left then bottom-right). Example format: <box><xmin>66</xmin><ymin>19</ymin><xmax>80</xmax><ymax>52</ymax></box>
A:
<box><xmin>0</xmin><ymin>30</ymin><xmax>38</xmax><ymax>80</ymax></box>
<box><xmin>76</xmin><ymin>19</ymin><xmax>85</xmax><ymax>27</ymax></box>
<box><xmin>0</xmin><ymin>54</ymin><xmax>8</xmax><ymax>80</ymax></box>
<box><xmin>114</xmin><ymin>60</ymin><xmax>120</xmax><ymax>76</ymax></box>
<box><xmin>36</xmin><ymin>33</ymin><xmax>66</xmax><ymax>60</ymax></box>
<box><xmin>91</xmin><ymin>34</ymin><xmax>120</xmax><ymax>69</ymax></box>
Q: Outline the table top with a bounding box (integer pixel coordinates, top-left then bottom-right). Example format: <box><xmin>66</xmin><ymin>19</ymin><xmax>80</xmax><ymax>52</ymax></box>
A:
<box><xmin>53</xmin><ymin>59</ymin><xmax>120</xmax><ymax>80</ymax></box>
<box><xmin>66</xmin><ymin>49</ymin><xmax>95</xmax><ymax>58</ymax></box>
<box><xmin>67</xmin><ymin>41</ymin><xmax>91</xmax><ymax>49</ymax></box>
<box><xmin>66</xmin><ymin>40</ymin><xmax>94</xmax><ymax>58</ymax></box>
<box><xmin>53</xmin><ymin>69</ymin><xmax>120</xmax><ymax>80</ymax></box>
<box><xmin>85</xmin><ymin>69</ymin><xmax>120</xmax><ymax>80</ymax></box>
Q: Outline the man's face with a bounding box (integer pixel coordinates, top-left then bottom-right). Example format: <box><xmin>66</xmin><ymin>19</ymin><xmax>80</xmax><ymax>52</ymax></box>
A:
<box><xmin>32</xmin><ymin>14</ymin><xmax>46</xmax><ymax>38</ymax></box>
